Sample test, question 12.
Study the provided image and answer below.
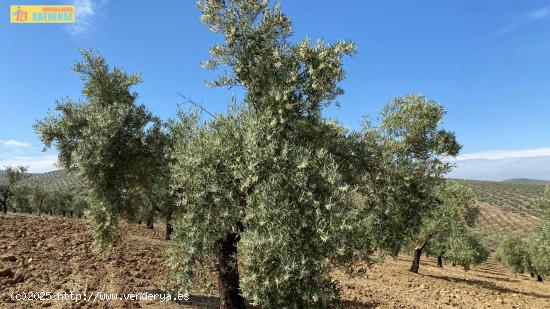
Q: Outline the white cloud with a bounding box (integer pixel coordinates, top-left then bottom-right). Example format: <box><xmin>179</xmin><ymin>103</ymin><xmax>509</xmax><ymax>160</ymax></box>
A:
<box><xmin>452</xmin><ymin>147</ymin><xmax>550</xmax><ymax>161</ymax></box>
<box><xmin>527</xmin><ymin>7</ymin><xmax>550</xmax><ymax>20</ymax></box>
<box><xmin>68</xmin><ymin>0</ymin><xmax>106</xmax><ymax>36</ymax></box>
<box><xmin>448</xmin><ymin>147</ymin><xmax>550</xmax><ymax>181</ymax></box>
<box><xmin>494</xmin><ymin>6</ymin><xmax>550</xmax><ymax>36</ymax></box>
<box><xmin>0</xmin><ymin>139</ymin><xmax>58</xmax><ymax>173</ymax></box>
<box><xmin>0</xmin><ymin>139</ymin><xmax>31</xmax><ymax>149</ymax></box>
<box><xmin>0</xmin><ymin>155</ymin><xmax>58</xmax><ymax>173</ymax></box>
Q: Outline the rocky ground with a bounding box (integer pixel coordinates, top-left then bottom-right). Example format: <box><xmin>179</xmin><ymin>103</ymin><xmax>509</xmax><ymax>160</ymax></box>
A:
<box><xmin>1</xmin><ymin>213</ymin><xmax>549</xmax><ymax>308</ymax></box>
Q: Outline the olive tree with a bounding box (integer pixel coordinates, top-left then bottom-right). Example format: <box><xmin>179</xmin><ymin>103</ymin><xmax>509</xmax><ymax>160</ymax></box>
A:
<box><xmin>353</xmin><ymin>95</ymin><xmax>461</xmax><ymax>258</ymax></box>
<box><xmin>168</xmin><ymin>0</ymin><xmax>371</xmax><ymax>307</ymax></box>
<box><xmin>11</xmin><ymin>185</ymin><xmax>32</xmax><ymax>213</ymax></box>
<box><xmin>442</xmin><ymin>228</ymin><xmax>489</xmax><ymax>271</ymax></box>
<box><xmin>48</xmin><ymin>189</ymin><xmax>74</xmax><ymax>217</ymax></box>
<box><xmin>0</xmin><ymin>166</ymin><xmax>28</xmax><ymax>214</ymax></box>
<box><xmin>34</xmin><ymin>50</ymin><xmax>164</xmax><ymax>250</ymax></box>
<box><xmin>496</xmin><ymin>188</ymin><xmax>550</xmax><ymax>282</ymax></box>
<box><xmin>528</xmin><ymin>221</ymin><xmax>550</xmax><ymax>282</ymax></box>
<box><xmin>141</xmin><ymin>122</ymin><xmax>176</xmax><ymax>239</ymax></box>
<box><xmin>28</xmin><ymin>185</ymin><xmax>48</xmax><ymax>215</ymax></box>
<box><xmin>169</xmin><ymin>104</ymin><xmax>372</xmax><ymax>307</ymax></box>
<box><xmin>537</xmin><ymin>186</ymin><xmax>550</xmax><ymax>219</ymax></box>
<box><xmin>495</xmin><ymin>233</ymin><xmax>533</xmax><ymax>277</ymax></box>
<box><xmin>426</xmin><ymin>182</ymin><xmax>481</xmax><ymax>268</ymax></box>
<box><xmin>526</xmin><ymin>187</ymin><xmax>550</xmax><ymax>282</ymax></box>
<box><xmin>71</xmin><ymin>194</ymin><xmax>89</xmax><ymax>218</ymax></box>
<box><xmin>407</xmin><ymin>182</ymin><xmax>485</xmax><ymax>273</ymax></box>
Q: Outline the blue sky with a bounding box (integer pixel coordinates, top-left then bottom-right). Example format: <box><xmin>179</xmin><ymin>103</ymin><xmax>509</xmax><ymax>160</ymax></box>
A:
<box><xmin>1</xmin><ymin>0</ymin><xmax>550</xmax><ymax>180</ymax></box>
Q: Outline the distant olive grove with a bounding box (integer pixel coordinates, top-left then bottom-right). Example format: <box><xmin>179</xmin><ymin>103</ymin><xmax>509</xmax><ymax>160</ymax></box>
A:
<box><xmin>0</xmin><ymin>168</ymin><xmax>160</xmax><ymax>228</ymax></box>
<box><xmin>0</xmin><ymin>0</ymin><xmax>502</xmax><ymax>307</ymax></box>
<box><xmin>0</xmin><ymin>166</ymin><xmax>87</xmax><ymax>218</ymax></box>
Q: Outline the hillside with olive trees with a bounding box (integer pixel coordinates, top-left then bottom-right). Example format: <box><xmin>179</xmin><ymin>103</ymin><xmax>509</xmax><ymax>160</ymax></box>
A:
<box><xmin>0</xmin><ymin>170</ymin><xmax>83</xmax><ymax>193</ymax></box>
<box><xmin>453</xmin><ymin>179</ymin><xmax>545</xmax><ymax>249</ymax></box>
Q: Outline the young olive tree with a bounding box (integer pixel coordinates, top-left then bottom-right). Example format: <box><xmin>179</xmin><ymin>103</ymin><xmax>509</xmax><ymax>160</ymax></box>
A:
<box><xmin>495</xmin><ymin>233</ymin><xmax>534</xmax><ymax>277</ymax></box>
<box><xmin>0</xmin><ymin>166</ymin><xmax>28</xmax><ymax>214</ymax></box>
<box><xmin>442</xmin><ymin>228</ymin><xmax>489</xmax><ymax>271</ymax></box>
<box><xmin>41</xmin><ymin>189</ymin><xmax>73</xmax><ymax>217</ymax></box>
<box><xmin>537</xmin><ymin>186</ymin><xmax>550</xmax><ymax>219</ymax></box>
<box><xmin>28</xmin><ymin>185</ymin><xmax>49</xmax><ymax>215</ymax></box>
<box><xmin>11</xmin><ymin>185</ymin><xmax>32</xmax><ymax>213</ymax></box>
<box><xmin>407</xmin><ymin>182</ymin><xmax>484</xmax><ymax>273</ymax></box>
<box><xmin>496</xmin><ymin>188</ymin><xmax>550</xmax><ymax>282</ymax></box>
<box><xmin>426</xmin><ymin>182</ymin><xmax>481</xmax><ymax>268</ymax></box>
<box><xmin>528</xmin><ymin>221</ymin><xmax>550</xmax><ymax>282</ymax></box>
<box><xmin>526</xmin><ymin>187</ymin><xmax>550</xmax><ymax>282</ymax></box>
<box><xmin>71</xmin><ymin>195</ymin><xmax>89</xmax><ymax>218</ymax></box>
<box><xmin>140</xmin><ymin>122</ymin><xmax>176</xmax><ymax>239</ymax></box>
<box><xmin>34</xmin><ymin>50</ymin><xmax>164</xmax><ymax>250</ymax></box>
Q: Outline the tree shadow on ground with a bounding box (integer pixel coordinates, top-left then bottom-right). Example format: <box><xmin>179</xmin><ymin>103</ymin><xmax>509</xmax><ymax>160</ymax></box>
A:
<box><xmin>185</xmin><ymin>294</ymin><xmax>220</xmax><ymax>307</ymax></box>
<box><xmin>167</xmin><ymin>293</ymin><xmax>380</xmax><ymax>308</ymax></box>
<box><xmin>340</xmin><ymin>299</ymin><xmax>381</xmax><ymax>308</ymax></box>
<box><xmin>474</xmin><ymin>273</ymin><xmax>520</xmax><ymax>283</ymax></box>
<box><xmin>473</xmin><ymin>267</ymin><xmax>514</xmax><ymax>277</ymax></box>
<box><xmin>421</xmin><ymin>273</ymin><xmax>550</xmax><ymax>299</ymax></box>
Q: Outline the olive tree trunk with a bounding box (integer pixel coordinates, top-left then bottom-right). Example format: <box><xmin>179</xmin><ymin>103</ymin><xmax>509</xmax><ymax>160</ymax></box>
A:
<box><xmin>537</xmin><ymin>275</ymin><xmax>543</xmax><ymax>282</ymax></box>
<box><xmin>437</xmin><ymin>255</ymin><xmax>443</xmax><ymax>267</ymax></box>
<box><xmin>410</xmin><ymin>248</ymin><xmax>422</xmax><ymax>273</ymax></box>
<box><xmin>165</xmin><ymin>212</ymin><xmax>173</xmax><ymax>240</ymax></box>
<box><xmin>146</xmin><ymin>215</ymin><xmax>154</xmax><ymax>229</ymax></box>
<box><xmin>218</xmin><ymin>232</ymin><xmax>245</xmax><ymax>309</ymax></box>
<box><xmin>410</xmin><ymin>233</ymin><xmax>434</xmax><ymax>273</ymax></box>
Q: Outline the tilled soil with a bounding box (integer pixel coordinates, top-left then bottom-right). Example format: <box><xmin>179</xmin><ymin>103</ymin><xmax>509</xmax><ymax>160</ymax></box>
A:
<box><xmin>1</xmin><ymin>213</ymin><xmax>549</xmax><ymax>308</ymax></box>
<box><xmin>0</xmin><ymin>214</ymin><xmax>174</xmax><ymax>308</ymax></box>
<box><xmin>336</xmin><ymin>257</ymin><xmax>550</xmax><ymax>308</ymax></box>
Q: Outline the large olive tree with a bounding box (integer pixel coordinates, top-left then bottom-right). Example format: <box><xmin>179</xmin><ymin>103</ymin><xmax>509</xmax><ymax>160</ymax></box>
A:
<box><xmin>168</xmin><ymin>0</ymin><xmax>372</xmax><ymax>307</ymax></box>
<box><xmin>169</xmin><ymin>0</ymin><xmax>467</xmax><ymax>305</ymax></box>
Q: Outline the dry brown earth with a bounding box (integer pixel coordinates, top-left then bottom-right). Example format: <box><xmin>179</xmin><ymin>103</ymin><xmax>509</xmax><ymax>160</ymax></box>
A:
<box><xmin>1</xmin><ymin>214</ymin><xmax>549</xmax><ymax>308</ymax></box>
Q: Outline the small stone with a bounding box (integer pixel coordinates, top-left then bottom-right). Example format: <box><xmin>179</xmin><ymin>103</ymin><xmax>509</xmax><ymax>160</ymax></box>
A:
<box><xmin>0</xmin><ymin>254</ymin><xmax>16</xmax><ymax>262</ymax></box>
<box><xmin>3</xmin><ymin>279</ymin><xmax>15</xmax><ymax>286</ymax></box>
<box><xmin>0</xmin><ymin>268</ymin><xmax>14</xmax><ymax>278</ymax></box>
<box><xmin>13</xmin><ymin>272</ymin><xmax>25</xmax><ymax>283</ymax></box>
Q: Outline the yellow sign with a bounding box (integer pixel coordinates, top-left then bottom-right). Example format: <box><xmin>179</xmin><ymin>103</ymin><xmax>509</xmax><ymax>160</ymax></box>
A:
<box><xmin>10</xmin><ymin>5</ymin><xmax>75</xmax><ymax>23</ymax></box>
